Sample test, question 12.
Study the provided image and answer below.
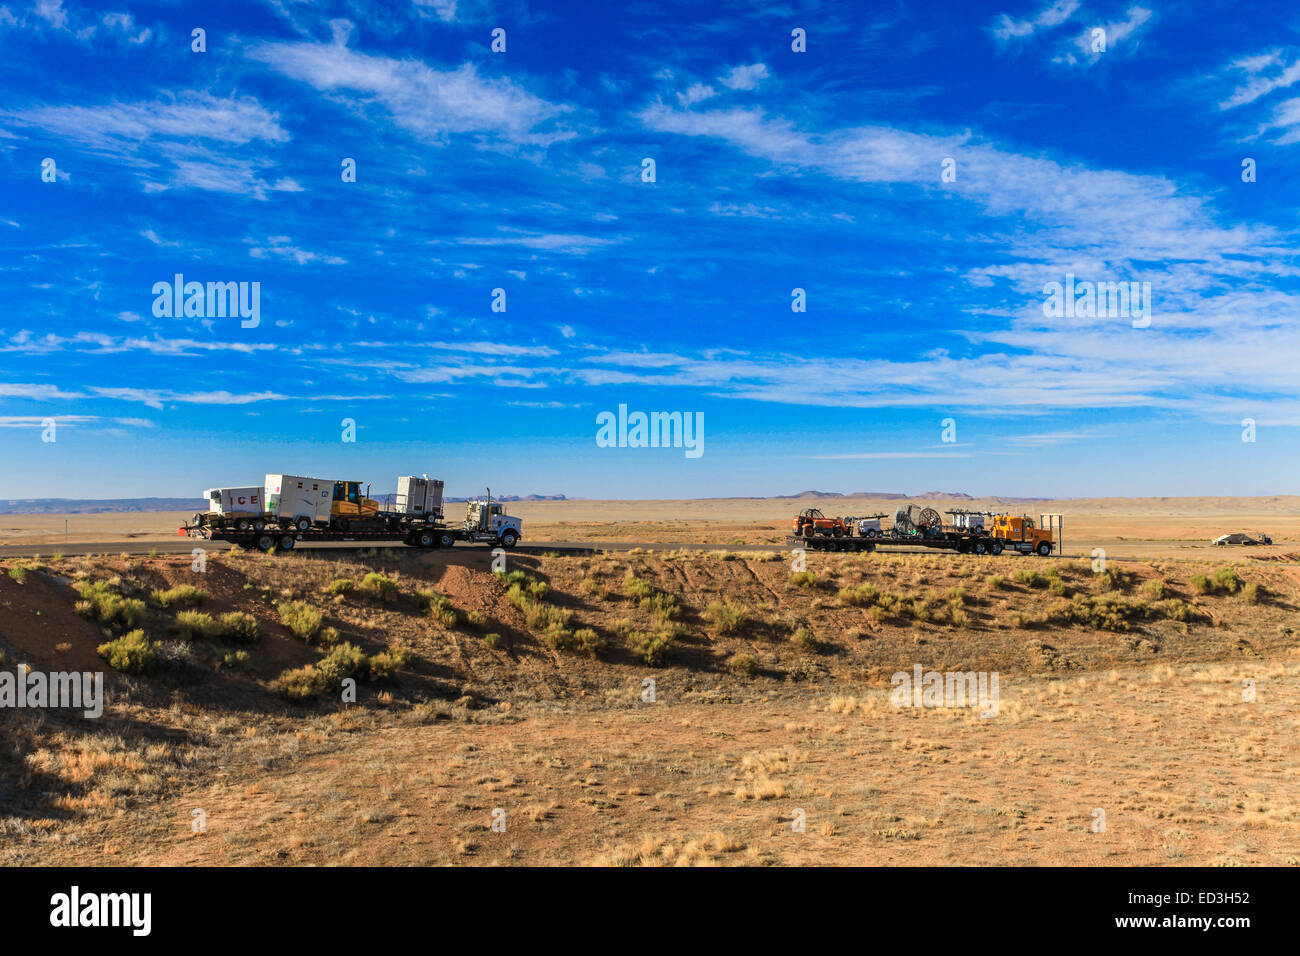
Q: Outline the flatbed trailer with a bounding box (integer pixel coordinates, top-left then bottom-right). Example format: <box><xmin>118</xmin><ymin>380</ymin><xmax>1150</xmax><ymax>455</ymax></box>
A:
<box><xmin>787</xmin><ymin>533</ymin><xmax>1007</xmax><ymax>554</ymax></box>
<box><xmin>787</xmin><ymin>531</ymin><xmax>1032</xmax><ymax>555</ymax></box>
<box><xmin>181</xmin><ymin>523</ymin><xmax>519</xmax><ymax>553</ymax></box>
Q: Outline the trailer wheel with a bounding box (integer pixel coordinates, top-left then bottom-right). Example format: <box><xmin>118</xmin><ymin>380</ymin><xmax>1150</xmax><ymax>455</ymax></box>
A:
<box><xmin>500</xmin><ymin>530</ymin><xmax>519</xmax><ymax>549</ymax></box>
<box><xmin>252</xmin><ymin>518</ymin><xmax>266</xmax><ymax>532</ymax></box>
<box><xmin>279</xmin><ymin>534</ymin><xmax>296</xmax><ymax>551</ymax></box>
<box><xmin>1036</xmin><ymin>541</ymin><xmax>1052</xmax><ymax>557</ymax></box>
<box><xmin>417</xmin><ymin>530</ymin><xmax>435</xmax><ymax>548</ymax></box>
<box><xmin>256</xmin><ymin>533</ymin><xmax>275</xmax><ymax>552</ymax></box>
<box><xmin>973</xmin><ymin>540</ymin><xmax>988</xmax><ymax>555</ymax></box>
<box><xmin>438</xmin><ymin>532</ymin><xmax>456</xmax><ymax>549</ymax></box>
<box><xmin>990</xmin><ymin>539</ymin><xmax>1004</xmax><ymax>555</ymax></box>
<box><xmin>295</xmin><ymin>517</ymin><xmax>311</xmax><ymax>532</ymax></box>
<box><xmin>236</xmin><ymin>518</ymin><xmax>251</xmax><ymax>532</ymax></box>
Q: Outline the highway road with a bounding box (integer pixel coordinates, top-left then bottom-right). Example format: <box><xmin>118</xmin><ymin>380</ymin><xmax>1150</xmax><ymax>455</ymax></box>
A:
<box><xmin>0</xmin><ymin>537</ymin><xmax>1122</xmax><ymax>560</ymax></box>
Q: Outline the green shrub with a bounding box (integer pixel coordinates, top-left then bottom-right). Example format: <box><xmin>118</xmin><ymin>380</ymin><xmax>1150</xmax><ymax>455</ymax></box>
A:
<box><xmin>325</xmin><ymin>578</ymin><xmax>356</xmax><ymax>597</ymax></box>
<box><xmin>1192</xmin><ymin>566</ymin><xmax>1245</xmax><ymax>596</ymax></box>
<box><xmin>217</xmin><ymin>611</ymin><xmax>260</xmax><ymax>642</ymax></box>
<box><xmin>218</xmin><ymin>650</ymin><xmax>249</xmax><ymax>670</ymax></box>
<box><xmin>315</xmin><ymin>641</ymin><xmax>369</xmax><ymax>689</ymax></box>
<box><xmin>1141</xmin><ymin>579</ymin><xmax>1167</xmax><ymax>601</ymax></box>
<box><xmin>74</xmin><ymin>580</ymin><xmax>146</xmax><ymax>627</ymax></box>
<box><xmin>97</xmin><ymin>629</ymin><xmax>154</xmax><ymax>674</ymax></box>
<box><xmin>174</xmin><ymin>610</ymin><xmax>216</xmax><ymax>639</ymax></box>
<box><xmin>1212</xmin><ymin>566</ymin><xmax>1243</xmax><ymax>595</ymax></box>
<box><xmin>427</xmin><ymin>595</ymin><xmax>459</xmax><ymax>628</ymax></box>
<box><xmin>705</xmin><ymin>601</ymin><xmax>748</xmax><ymax>635</ymax></box>
<box><xmin>837</xmin><ymin>584</ymin><xmax>879</xmax><ymax>607</ymax></box>
<box><xmin>1013</xmin><ymin>569</ymin><xmax>1047</xmax><ymax>588</ymax></box>
<box><xmin>986</xmin><ymin>574</ymin><xmax>1006</xmax><ymax>590</ymax></box>
<box><xmin>275</xmin><ymin>664</ymin><xmax>323</xmax><ymax>702</ymax></box>
<box><xmin>359</xmin><ymin>573</ymin><xmax>399</xmax><ymax>603</ymax></box>
<box><xmin>151</xmin><ymin>584</ymin><xmax>208</xmax><ymax>608</ymax></box>
<box><xmin>494</xmin><ymin>569</ymin><xmax>528</xmax><ymax>586</ymax></box>
<box><xmin>1097</xmin><ymin>567</ymin><xmax>1133</xmax><ymax>592</ymax></box>
<box><xmin>7</xmin><ymin>564</ymin><xmax>30</xmax><ymax>583</ymax></box>
<box><xmin>1160</xmin><ymin>598</ymin><xmax>1198</xmax><ymax>622</ymax></box>
<box><xmin>1239</xmin><ymin>581</ymin><xmax>1261</xmax><ymax>603</ymax></box>
<box><xmin>623</xmin><ymin>575</ymin><xmax>655</xmax><ymax>601</ymax></box>
<box><xmin>789</xmin><ymin>571</ymin><xmax>820</xmax><ymax>588</ymax></box>
<box><xmin>483</xmin><ymin>633</ymin><xmax>504</xmax><ymax>649</ymax></box>
<box><xmin>728</xmin><ymin>653</ymin><xmax>759</xmax><ymax>678</ymax></box>
<box><xmin>790</xmin><ymin>627</ymin><xmax>819</xmax><ymax>652</ymax></box>
<box><xmin>368</xmin><ymin>642</ymin><xmax>412</xmax><ymax>679</ymax></box>
<box><xmin>641</xmin><ymin>592</ymin><xmax>679</xmax><ymax>623</ymax></box>
<box><xmin>573</xmin><ymin>628</ymin><xmax>605</xmax><ymax>656</ymax></box>
<box><xmin>276</xmin><ymin>601</ymin><xmax>324</xmax><ymax>642</ymax></box>
<box><xmin>629</xmin><ymin>630</ymin><xmax>673</xmax><ymax>665</ymax></box>
<box><xmin>466</xmin><ymin>610</ymin><xmax>487</xmax><ymax>630</ymax></box>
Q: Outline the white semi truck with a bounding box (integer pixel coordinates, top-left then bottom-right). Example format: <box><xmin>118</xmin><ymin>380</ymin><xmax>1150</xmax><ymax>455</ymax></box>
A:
<box><xmin>184</xmin><ymin>476</ymin><xmax>522</xmax><ymax>553</ymax></box>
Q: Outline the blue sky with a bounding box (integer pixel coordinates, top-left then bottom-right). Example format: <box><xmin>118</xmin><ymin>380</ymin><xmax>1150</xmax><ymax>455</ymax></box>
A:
<box><xmin>2</xmin><ymin>0</ymin><xmax>1299</xmax><ymax>500</ymax></box>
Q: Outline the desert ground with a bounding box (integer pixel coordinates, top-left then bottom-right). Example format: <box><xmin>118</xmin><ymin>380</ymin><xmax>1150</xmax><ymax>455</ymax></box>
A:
<box><xmin>1</xmin><ymin>498</ymin><xmax>1298</xmax><ymax>866</ymax></box>
<box><xmin>3</xmin><ymin>493</ymin><xmax>1299</xmax><ymax>561</ymax></box>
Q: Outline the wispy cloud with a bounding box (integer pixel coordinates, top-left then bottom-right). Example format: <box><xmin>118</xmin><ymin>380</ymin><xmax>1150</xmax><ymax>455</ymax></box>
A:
<box><xmin>247</xmin><ymin>39</ymin><xmax>573</xmax><ymax>146</ymax></box>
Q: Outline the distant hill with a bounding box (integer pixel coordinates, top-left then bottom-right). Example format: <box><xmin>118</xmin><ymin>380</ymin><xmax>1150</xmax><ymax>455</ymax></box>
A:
<box><xmin>0</xmin><ymin>498</ymin><xmax>207</xmax><ymax>515</ymax></box>
<box><xmin>776</xmin><ymin>490</ymin><xmax>907</xmax><ymax>499</ymax></box>
<box><xmin>444</xmin><ymin>494</ymin><xmax>568</xmax><ymax>503</ymax></box>
<box><xmin>0</xmin><ymin>494</ymin><xmax>569</xmax><ymax>514</ymax></box>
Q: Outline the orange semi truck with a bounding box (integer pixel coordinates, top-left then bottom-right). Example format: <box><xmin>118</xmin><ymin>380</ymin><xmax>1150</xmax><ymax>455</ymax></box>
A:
<box><xmin>990</xmin><ymin>514</ymin><xmax>1058</xmax><ymax>556</ymax></box>
<box><xmin>789</xmin><ymin>506</ymin><xmax>1061</xmax><ymax>556</ymax></box>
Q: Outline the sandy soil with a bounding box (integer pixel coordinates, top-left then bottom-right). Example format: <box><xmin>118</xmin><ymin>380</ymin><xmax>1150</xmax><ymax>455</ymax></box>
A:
<box><xmin>2</xmin><ymin>545</ymin><xmax>1297</xmax><ymax>866</ymax></box>
<box><xmin>2</xmin><ymin>495</ymin><xmax>1298</xmax><ymax>561</ymax></box>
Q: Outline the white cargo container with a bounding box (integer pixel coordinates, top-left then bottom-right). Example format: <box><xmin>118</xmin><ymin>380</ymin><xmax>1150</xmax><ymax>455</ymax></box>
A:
<box><xmin>205</xmin><ymin>486</ymin><xmax>264</xmax><ymax>516</ymax></box>
<box><xmin>395</xmin><ymin>476</ymin><xmax>444</xmax><ymax>518</ymax></box>
<box><xmin>855</xmin><ymin>517</ymin><xmax>882</xmax><ymax>537</ymax></box>
<box><xmin>265</xmin><ymin>474</ymin><xmax>333</xmax><ymax>529</ymax></box>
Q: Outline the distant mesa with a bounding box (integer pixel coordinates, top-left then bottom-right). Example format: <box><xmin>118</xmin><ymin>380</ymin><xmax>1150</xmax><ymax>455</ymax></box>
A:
<box><xmin>444</xmin><ymin>494</ymin><xmax>567</xmax><ymax>503</ymax></box>
<box><xmin>0</xmin><ymin>494</ymin><xmax>568</xmax><ymax>514</ymax></box>
<box><xmin>778</xmin><ymin>490</ymin><xmax>907</xmax><ymax>500</ymax></box>
<box><xmin>0</xmin><ymin>497</ymin><xmax>206</xmax><ymax>515</ymax></box>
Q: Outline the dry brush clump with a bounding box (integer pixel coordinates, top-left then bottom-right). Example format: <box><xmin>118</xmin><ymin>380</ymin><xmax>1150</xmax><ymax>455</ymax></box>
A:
<box><xmin>97</xmin><ymin>629</ymin><xmax>154</xmax><ymax>675</ymax></box>
<box><xmin>74</xmin><ymin>579</ymin><xmax>146</xmax><ymax>628</ymax></box>
<box><xmin>150</xmin><ymin>584</ymin><xmax>209</xmax><ymax>609</ymax></box>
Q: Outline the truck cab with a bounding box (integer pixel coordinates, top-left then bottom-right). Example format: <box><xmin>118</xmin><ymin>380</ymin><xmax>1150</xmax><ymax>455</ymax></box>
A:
<box><xmin>992</xmin><ymin>514</ymin><xmax>1055</xmax><ymax>556</ymax></box>
<box><xmin>465</xmin><ymin>499</ymin><xmax>522</xmax><ymax>548</ymax></box>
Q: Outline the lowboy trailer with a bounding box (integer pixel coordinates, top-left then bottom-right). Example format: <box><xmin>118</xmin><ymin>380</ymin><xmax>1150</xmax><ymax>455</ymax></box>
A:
<box><xmin>181</xmin><ymin>487</ymin><xmax>522</xmax><ymax>553</ymax></box>
<box><xmin>786</xmin><ymin>505</ymin><xmax>1063</xmax><ymax>556</ymax></box>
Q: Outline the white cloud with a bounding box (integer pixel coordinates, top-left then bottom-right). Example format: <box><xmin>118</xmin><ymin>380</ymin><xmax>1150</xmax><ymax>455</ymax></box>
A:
<box><xmin>1218</xmin><ymin>52</ymin><xmax>1300</xmax><ymax>109</ymax></box>
<box><xmin>676</xmin><ymin>83</ymin><xmax>716</xmax><ymax>107</ymax></box>
<box><xmin>1055</xmin><ymin>5</ymin><xmax>1152</xmax><ymax>66</ymax></box>
<box><xmin>247</xmin><ymin>234</ymin><xmax>346</xmax><ymax>266</ymax></box>
<box><xmin>34</xmin><ymin>0</ymin><xmax>67</xmax><ymax>29</ymax></box>
<box><xmin>718</xmin><ymin>63</ymin><xmax>768</xmax><ymax>91</ymax></box>
<box><xmin>7</xmin><ymin>93</ymin><xmax>285</xmax><ymax>149</ymax></box>
<box><xmin>989</xmin><ymin>0</ymin><xmax>1079</xmax><ymax>44</ymax></box>
<box><xmin>247</xmin><ymin>40</ymin><xmax>570</xmax><ymax>145</ymax></box>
